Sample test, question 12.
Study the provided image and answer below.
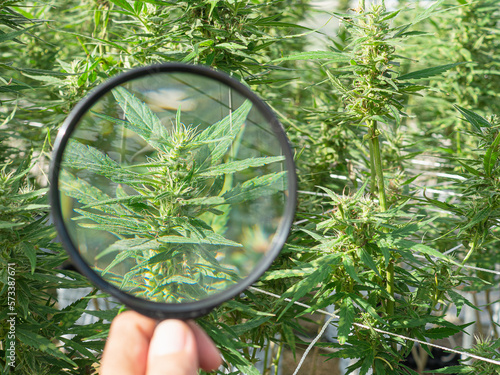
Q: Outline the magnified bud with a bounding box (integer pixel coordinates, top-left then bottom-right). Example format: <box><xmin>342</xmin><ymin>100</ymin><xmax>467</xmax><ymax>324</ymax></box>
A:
<box><xmin>50</xmin><ymin>64</ymin><xmax>296</xmax><ymax>319</ymax></box>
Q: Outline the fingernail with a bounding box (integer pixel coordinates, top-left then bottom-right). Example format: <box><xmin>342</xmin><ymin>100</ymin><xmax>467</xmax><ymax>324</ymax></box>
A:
<box><xmin>149</xmin><ymin>320</ymin><xmax>189</xmax><ymax>356</ymax></box>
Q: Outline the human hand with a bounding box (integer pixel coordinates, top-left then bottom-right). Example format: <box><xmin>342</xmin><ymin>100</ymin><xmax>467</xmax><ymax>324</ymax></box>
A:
<box><xmin>100</xmin><ymin>311</ymin><xmax>223</xmax><ymax>375</ymax></box>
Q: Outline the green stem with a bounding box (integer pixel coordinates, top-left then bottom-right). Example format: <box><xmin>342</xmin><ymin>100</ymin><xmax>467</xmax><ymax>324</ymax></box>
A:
<box><xmin>369</xmin><ymin>121</ymin><xmax>387</xmax><ymax>212</ymax></box>
<box><xmin>386</xmin><ymin>261</ymin><xmax>395</xmax><ymax>317</ymax></box>
<box><xmin>263</xmin><ymin>340</ymin><xmax>270</xmax><ymax>375</ymax></box>
<box><xmin>368</xmin><ymin>139</ymin><xmax>377</xmax><ymax>195</ymax></box>
<box><xmin>369</xmin><ymin>120</ymin><xmax>394</xmax><ymax>323</ymax></box>
<box><xmin>273</xmin><ymin>343</ymin><xmax>283</xmax><ymax>374</ymax></box>
<box><xmin>456</xmin><ymin>129</ymin><xmax>462</xmax><ymax>155</ymax></box>
<box><xmin>456</xmin><ymin>231</ymin><xmax>479</xmax><ymax>274</ymax></box>
<box><xmin>473</xmin><ymin>293</ymin><xmax>485</xmax><ymax>338</ymax></box>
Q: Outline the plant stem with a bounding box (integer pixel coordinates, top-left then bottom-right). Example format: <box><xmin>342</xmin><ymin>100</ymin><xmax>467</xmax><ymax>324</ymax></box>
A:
<box><xmin>370</xmin><ymin>121</ymin><xmax>392</xmax><ymax>285</ymax></box>
<box><xmin>369</xmin><ymin>120</ymin><xmax>387</xmax><ymax>212</ymax></box>
<box><xmin>456</xmin><ymin>128</ymin><xmax>462</xmax><ymax>154</ymax></box>
<box><xmin>386</xmin><ymin>261</ymin><xmax>395</xmax><ymax>316</ymax></box>
<box><xmin>456</xmin><ymin>231</ymin><xmax>479</xmax><ymax>274</ymax></box>
<box><xmin>273</xmin><ymin>344</ymin><xmax>283</xmax><ymax>374</ymax></box>
<box><xmin>369</xmin><ymin>120</ymin><xmax>394</xmax><ymax>321</ymax></box>
<box><xmin>473</xmin><ymin>293</ymin><xmax>485</xmax><ymax>338</ymax></box>
<box><xmin>263</xmin><ymin>340</ymin><xmax>270</xmax><ymax>375</ymax></box>
<box><xmin>369</xmin><ymin>140</ymin><xmax>377</xmax><ymax>195</ymax></box>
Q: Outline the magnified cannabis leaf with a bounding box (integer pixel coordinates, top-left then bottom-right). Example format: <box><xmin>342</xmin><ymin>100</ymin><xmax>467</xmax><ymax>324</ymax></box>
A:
<box><xmin>60</xmin><ymin>86</ymin><xmax>286</xmax><ymax>303</ymax></box>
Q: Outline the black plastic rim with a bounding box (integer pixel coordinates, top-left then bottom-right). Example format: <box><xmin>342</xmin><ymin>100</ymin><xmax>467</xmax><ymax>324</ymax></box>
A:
<box><xmin>49</xmin><ymin>63</ymin><xmax>297</xmax><ymax>320</ymax></box>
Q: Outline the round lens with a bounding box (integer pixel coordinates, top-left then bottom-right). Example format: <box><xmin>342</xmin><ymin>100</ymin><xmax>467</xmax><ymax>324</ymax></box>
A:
<box><xmin>51</xmin><ymin>65</ymin><xmax>295</xmax><ymax>316</ymax></box>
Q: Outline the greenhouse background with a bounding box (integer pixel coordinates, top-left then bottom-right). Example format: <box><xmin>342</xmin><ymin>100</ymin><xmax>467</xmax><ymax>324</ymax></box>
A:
<box><xmin>1</xmin><ymin>0</ymin><xmax>499</xmax><ymax>374</ymax></box>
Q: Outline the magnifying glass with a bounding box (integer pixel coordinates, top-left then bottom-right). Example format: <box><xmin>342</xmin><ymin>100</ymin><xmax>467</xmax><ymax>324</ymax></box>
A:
<box><xmin>49</xmin><ymin>64</ymin><xmax>297</xmax><ymax>320</ymax></box>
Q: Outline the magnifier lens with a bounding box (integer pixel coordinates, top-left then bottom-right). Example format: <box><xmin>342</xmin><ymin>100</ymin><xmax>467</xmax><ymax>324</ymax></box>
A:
<box><xmin>56</xmin><ymin>69</ymin><xmax>292</xmax><ymax>306</ymax></box>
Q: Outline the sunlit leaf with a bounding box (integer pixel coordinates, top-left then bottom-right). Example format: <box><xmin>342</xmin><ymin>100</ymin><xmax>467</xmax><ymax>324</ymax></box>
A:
<box><xmin>16</xmin><ymin>327</ymin><xmax>77</xmax><ymax>367</ymax></box>
<box><xmin>454</xmin><ymin>105</ymin><xmax>491</xmax><ymax>132</ymax></box>
<box><xmin>62</xmin><ymin>140</ymin><xmax>142</xmax><ymax>185</ymax></box>
<box><xmin>200</xmin><ymin>155</ymin><xmax>284</xmax><ymax>177</ymax></box>
<box><xmin>338</xmin><ymin>297</ymin><xmax>354</xmax><ymax>345</ymax></box>
<box><xmin>398</xmin><ymin>63</ymin><xmax>466</xmax><ymax>80</ymax></box>
<box><xmin>272</xmin><ymin>50</ymin><xmax>350</xmax><ymax>63</ymax></box>
<box><xmin>483</xmin><ymin>132</ymin><xmax>500</xmax><ymax>177</ymax></box>
<box><xmin>112</xmin><ymin>86</ymin><xmax>170</xmax><ymax>151</ymax></box>
<box><xmin>223</xmin><ymin>171</ymin><xmax>286</xmax><ymax>204</ymax></box>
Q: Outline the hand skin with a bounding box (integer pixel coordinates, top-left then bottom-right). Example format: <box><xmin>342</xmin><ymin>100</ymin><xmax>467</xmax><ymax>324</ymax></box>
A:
<box><xmin>100</xmin><ymin>311</ymin><xmax>223</xmax><ymax>375</ymax></box>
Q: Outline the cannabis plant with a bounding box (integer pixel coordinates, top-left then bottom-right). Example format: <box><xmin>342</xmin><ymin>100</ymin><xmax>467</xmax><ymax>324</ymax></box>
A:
<box><xmin>0</xmin><ymin>1</ymin><xmax>308</xmax><ymax>373</ymax></box>
<box><xmin>59</xmin><ymin>86</ymin><xmax>286</xmax><ymax>303</ymax></box>
<box><xmin>271</xmin><ymin>1</ymin><xmax>478</xmax><ymax>373</ymax></box>
<box><xmin>435</xmin><ymin>336</ymin><xmax>500</xmax><ymax>375</ymax></box>
<box><xmin>402</xmin><ymin>0</ymin><xmax>500</xmax><ymax>153</ymax></box>
<box><xmin>426</xmin><ymin>106</ymin><xmax>500</xmax><ymax>342</ymax></box>
<box><xmin>0</xmin><ymin>152</ymin><xmax>113</xmax><ymax>375</ymax></box>
<box><xmin>0</xmin><ymin>3</ymin><xmax>118</xmax><ymax>374</ymax></box>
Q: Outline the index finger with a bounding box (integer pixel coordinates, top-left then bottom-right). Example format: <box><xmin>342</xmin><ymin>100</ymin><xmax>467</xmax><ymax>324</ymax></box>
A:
<box><xmin>100</xmin><ymin>311</ymin><xmax>156</xmax><ymax>375</ymax></box>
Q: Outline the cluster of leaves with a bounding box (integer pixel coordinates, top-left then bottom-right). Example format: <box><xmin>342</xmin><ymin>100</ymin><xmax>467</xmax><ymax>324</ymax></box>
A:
<box><xmin>0</xmin><ymin>153</ymin><xmax>116</xmax><ymax>374</ymax></box>
<box><xmin>48</xmin><ymin>0</ymin><xmax>311</xmax><ymax>81</ymax></box>
<box><xmin>434</xmin><ymin>336</ymin><xmax>500</xmax><ymax>375</ymax></box>
<box><xmin>268</xmin><ymin>1</ymin><xmax>500</xmax><ymax>373</ymax></box>
<box><xmin>275</xmin><ymin>187</ymin><xmax>476</xmax><ymax>374</ymax></box>
<box><xmin>320</xmin><ymin>0</ymin><xmax>461</xmax><ymax>185</ymax></box>
<box><xmin>402</xmin><ymin>0</ymin><xmax>500</xmax><ymax>153</ymax></box>
<box><xmin>0</xmin><ymin>3</ymin><xmax>120</xmax><ymax>374</ymax></box>
<box><xmin>445</xmin><ymin>108</ymin><xmax>500</xmax><ymax>258</ymax></box>
<box><xmin>61</xmin><ymin>87</ymin><xmax>285</xmax><ymax>302</ymax></box>
<box><xmin>0</xmin><ymin>1</ymin><xmax>314</xmax><ymax>374</ymax></box>
<box><xmin>422</xmin><ymin>107</ymin><xmax>500</xmax><ymax>344</ymax></box>
<box><xmin>421</xmin><ymin>108</ymin><xmax>500</xmax><ymax>374</ymax></box>
<box><xmin>270</xmin><ymin>0</ymin><xmax>460</xmax><ymax>196</ymax></box>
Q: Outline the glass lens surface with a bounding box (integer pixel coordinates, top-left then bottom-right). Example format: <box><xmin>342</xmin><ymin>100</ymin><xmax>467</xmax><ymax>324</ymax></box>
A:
<box><xmin>58</xmin><ymin>72</ymin><xmax>289</xmax><ymax>304</ymax></box>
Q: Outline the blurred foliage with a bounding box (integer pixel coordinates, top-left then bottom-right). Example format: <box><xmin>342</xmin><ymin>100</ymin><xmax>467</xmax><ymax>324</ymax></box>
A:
<box><xmin>400</xmin><ymin>0</ymin><xmax>500</xmax><ymax>153</ymax></box>
<box><xmin>434</xmin><ymin>336</ymin><xmax>500</xmax><ymax>374</ymax></box>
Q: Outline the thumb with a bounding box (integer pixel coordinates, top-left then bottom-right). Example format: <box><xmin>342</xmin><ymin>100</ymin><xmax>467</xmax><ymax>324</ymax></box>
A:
<box><xmin>147</xmin><ymin>320</ymin><xmax>198</xmax><ymax>375</ymax></box>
